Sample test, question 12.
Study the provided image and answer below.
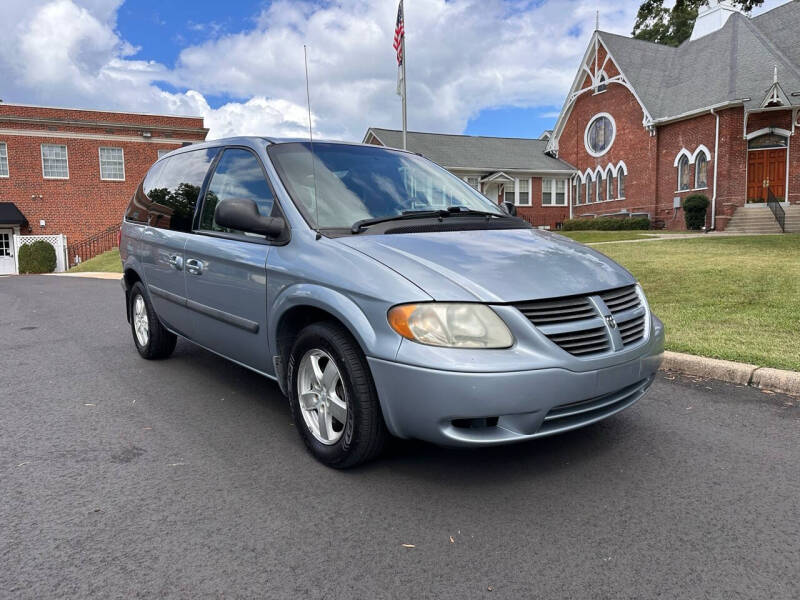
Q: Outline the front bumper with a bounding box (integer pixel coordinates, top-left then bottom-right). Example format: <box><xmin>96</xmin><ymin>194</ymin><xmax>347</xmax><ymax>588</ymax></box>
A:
<box><xmin>368</xmin><ymin>320</ymin><xmax>664</xmax><ymax>447</ymax></box>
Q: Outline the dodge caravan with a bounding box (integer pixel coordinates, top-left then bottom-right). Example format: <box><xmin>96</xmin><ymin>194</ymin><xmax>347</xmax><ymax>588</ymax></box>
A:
<box><xmin>120</xmin><ymin>137</ymin><xmax>664</xmax><ymax>468</ymax></box>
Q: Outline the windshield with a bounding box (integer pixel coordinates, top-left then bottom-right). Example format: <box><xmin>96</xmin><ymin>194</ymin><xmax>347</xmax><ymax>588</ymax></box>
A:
<box><xmin>268</xmin><ymin>142</ymin><xmax>504</xmax><ymax>229</ymax></box>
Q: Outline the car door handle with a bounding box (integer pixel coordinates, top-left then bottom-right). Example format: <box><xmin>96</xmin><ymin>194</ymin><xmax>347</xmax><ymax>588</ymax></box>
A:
<box><xmin>168</xmin><ymin>255</ymin><xmax>183</xmax><ymax>270</ymax></box>
<box><xmin>185</xmin><ymin>258</ymin><xmax>204</xmax><ymax>275</ymax></box>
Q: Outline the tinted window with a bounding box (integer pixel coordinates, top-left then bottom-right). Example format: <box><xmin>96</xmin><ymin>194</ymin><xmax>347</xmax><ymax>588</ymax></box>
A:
<box><xmin>199</xmin><ymin>148</ymin><xmax>275</xmax><ymax>233</ymax></box>
<box><xmin>125</xmin><ymin>149</ymin><xmax>218</xmax><ymax>232</ymax></box>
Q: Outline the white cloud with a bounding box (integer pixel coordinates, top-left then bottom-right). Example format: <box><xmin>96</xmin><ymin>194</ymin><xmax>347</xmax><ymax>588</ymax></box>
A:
<box><xmin>0</xmin><ymin>0</ymin><xmax>792</xmax><ymax>140</ymax></box>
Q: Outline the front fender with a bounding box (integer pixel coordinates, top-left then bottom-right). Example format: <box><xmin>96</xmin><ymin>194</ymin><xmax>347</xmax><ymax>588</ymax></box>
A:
<box><xmin>269</xmin><ymin>283</ymin><xmax>402</xmax><ymax>362</ymax></box>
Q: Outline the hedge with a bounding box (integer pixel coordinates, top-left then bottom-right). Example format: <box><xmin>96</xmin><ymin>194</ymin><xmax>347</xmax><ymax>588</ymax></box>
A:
<box><xmin>18</xmin><ymin>240</ymin><xmax>57</xmax><ymax>274</ymax></box>
<box><xmin>683</xmin><ymin>194</ymin><xmax>709</xmax><ymax>230</ymax></box>
<box><xmin>561</xmin><ymin>216</ymin><xmax>651</xmax><ymax>231</ymax></box>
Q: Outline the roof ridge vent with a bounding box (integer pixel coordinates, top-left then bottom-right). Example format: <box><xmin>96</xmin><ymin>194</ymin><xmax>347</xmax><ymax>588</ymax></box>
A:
<box><xmin>690</xmin><ymin>0</ymin><xmax>744</xmax><ymax>41</ymax></box>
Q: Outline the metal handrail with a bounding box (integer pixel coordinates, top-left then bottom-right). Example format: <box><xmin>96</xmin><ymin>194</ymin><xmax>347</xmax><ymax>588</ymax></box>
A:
<box><xmin>67</xmin><ymin>222</ymin><xmax>121</xmax><ymax>266</ymax></box>
<box><xmin>766</xmin><ymin>188</ymin><xmax>785</xmax><ymax>232</ymax></box>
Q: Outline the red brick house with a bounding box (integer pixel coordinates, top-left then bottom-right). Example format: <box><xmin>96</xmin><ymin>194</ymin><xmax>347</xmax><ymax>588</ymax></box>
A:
<box><xmin>547</xmin><ymin>0</ymin><xmax>800</xmax><ymax>231</ymax></box>
<box><xmin>362</xmin><ymin>128</ymin><xmax>576</xmax><ymax>229</ymax></box>
<box><xmin>0</xmin><ymin>103</ymin><xmax>207</xmax><ymax>273</ymax></box>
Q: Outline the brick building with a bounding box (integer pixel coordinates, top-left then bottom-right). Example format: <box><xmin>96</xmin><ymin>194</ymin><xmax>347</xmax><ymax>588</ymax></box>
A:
<box><xmin>0</xmin><ymin>103</ymin><xmax>207</xmax><ymax>273</ymax></box>
<box><xmin>547</xmin><ymin>0</ymin><xmax>800</xmax><ymax>231</ymax></box>
<box><xmin>362</xmin><ymin>128</ymin><xmax>575</xmax><ymax>228</ymax></box>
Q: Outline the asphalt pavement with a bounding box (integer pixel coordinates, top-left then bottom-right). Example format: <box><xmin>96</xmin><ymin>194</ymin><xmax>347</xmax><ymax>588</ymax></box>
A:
<box><xmin>1</xmin><ymin>275</ymin><xmax>798</xmax><ymax>599</ymax></box>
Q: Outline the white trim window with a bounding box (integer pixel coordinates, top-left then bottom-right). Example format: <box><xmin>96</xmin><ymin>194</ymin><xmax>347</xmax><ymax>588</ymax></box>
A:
<box><xmin>677</xmin><ymin>154</ymin><xmax>690</xmax><ymax>191</ymax></box>
<box><xmin>506</xmin><ymin>179</ymin><xmax>530</xmax><ymax>206</ymax></box>
<box><xmin>464</xmin><ymin>176</ymin><xmax>480</xmax><ymax>191</ymax></box>
<box><xmin>41</xmin><ymin>144</ymin><xmax>69</xmax><ymax>179</ymax></box>
<box><xmin>607</xmin><ymin>173</ymin><xmax>615</xmax><ymax>200</ymax></box>
<box><xmin>99</xmin><ymin>147</ymin><xmax>125</xmax><ymax>181</ymax></box>
<box><xmin>586</xmin><ymin>174</ymin><xmax>593</xmax><ymax>203</ymax></box>
<box><xmin>542</xmin><ymin>178</ymin><xmax>566</xmax><ymax>206</ymax></box>
<box><xmin>573</xmin><ymin>178</ymin><xmax>582</xmax><ymax>205</ymax></box>
<box><xmin>695</xmin><ymin>154</ymin><xmax>708</xmax><ymax>189</ymax></box>
<box><xmin>584</xmin><ymin>113</ymin><xmax>615</xmax><ymax>157</ymax></box>
<box><xmin>0</xmin><ymin>142</ymin><xmax>8</xmax><ymax>178</ymax></box>
<box><xmin>597</xmin><ymin>173</ymin><xmax>605</xmax><ymax>202</ymax></box>
<box><xmin>618</xmin><ymin>170</ymin><xmax>626</xmax><ymax>198</ymax></box>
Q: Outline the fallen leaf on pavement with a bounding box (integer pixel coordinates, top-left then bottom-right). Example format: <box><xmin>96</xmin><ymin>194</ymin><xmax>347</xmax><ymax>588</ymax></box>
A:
<box><xmin>449</xmin><ymin>536</ymin><xmax>455</xmax><ymax>544</ymax></box>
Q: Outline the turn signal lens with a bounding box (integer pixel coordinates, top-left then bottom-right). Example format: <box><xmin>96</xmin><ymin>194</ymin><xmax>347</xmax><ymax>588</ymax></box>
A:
<box><xmin>387</xmin><ymin>303</ymin><xmax>513</xmax><ymax>349</ymax></box>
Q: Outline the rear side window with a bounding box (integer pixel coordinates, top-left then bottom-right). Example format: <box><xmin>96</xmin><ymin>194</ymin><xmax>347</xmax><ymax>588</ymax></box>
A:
<box><xmin>125</xmin><ymin>148</ymin><xmax>218</xmax><ymax>232</ymax></box>
<box><xmin>198</xmin><ymin>148</ymin><xmax>276</xmax><ymax>233</ymax></box>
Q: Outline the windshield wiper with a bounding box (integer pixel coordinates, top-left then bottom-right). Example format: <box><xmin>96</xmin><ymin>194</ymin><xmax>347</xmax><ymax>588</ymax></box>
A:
<box><xmin>351</xmin><ymin>210</ymin><xmax>446</xmax><ymax>233</ymax></box>
<box><xmin>350</xmin><ymin>206</ymin><xmax>506</xmax><ymax>234</ymax></box>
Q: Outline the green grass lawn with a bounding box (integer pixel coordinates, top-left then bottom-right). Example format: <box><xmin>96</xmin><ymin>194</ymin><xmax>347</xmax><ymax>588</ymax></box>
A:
<box><xmin>69</xmin><ymin>248</ymin><xmax>122</xmax><ymax>273</ymax></box>
<box><xmin>596</xmin><ymin>234</ymin><xmax>800</xmax><ymax>371</ymax></box>
<box><xmin>559</xmin><ymin>231</ymin><xmax>654</xmax><ymax>243</ymax></box>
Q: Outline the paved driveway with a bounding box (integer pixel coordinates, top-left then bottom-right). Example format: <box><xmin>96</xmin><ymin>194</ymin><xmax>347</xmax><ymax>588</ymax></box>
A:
<box><xmin>1</xmin><ymin>276</ymin><xmax>798</xmax><ymax>599</ymax></box>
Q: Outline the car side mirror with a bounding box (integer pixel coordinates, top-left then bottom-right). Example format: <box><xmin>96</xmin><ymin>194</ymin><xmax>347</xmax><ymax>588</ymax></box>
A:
<box><xmin>502</xmin><ymin>201</ymin><xmax>517</xmax><ymax>216</ymax></box>
<box><xmin>214</xmin><ymin>198</ymin><xmax>285</xmax><ymax>238</ymax></box>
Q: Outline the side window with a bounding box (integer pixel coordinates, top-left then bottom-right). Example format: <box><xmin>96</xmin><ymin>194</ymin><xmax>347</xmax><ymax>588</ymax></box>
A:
<box><xmin>125</xmin><ymin>149</ymin><xmax>217</xmax><ymax>231</ymax></box>
<box><xmin>199</xmin><ymin>148</ymin><xmax>275</xmax><ymax>233</ymax></box>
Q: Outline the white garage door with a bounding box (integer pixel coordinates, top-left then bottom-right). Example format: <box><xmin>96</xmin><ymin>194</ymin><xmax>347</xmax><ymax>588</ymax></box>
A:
<box><xmin>0</xmin><ymin>230</ymin><xmax>14</xmax><ymax>275</ymax></box>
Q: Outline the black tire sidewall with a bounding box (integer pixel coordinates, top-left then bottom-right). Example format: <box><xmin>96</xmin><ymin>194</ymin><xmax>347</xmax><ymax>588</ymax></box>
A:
<box><xmin>287</xmin><ymin>322</ymin><xmax>378</xmax><ymax>467</ymax></box>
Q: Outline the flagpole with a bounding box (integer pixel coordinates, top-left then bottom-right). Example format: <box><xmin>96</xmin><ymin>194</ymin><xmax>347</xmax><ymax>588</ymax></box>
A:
<box><xmin>401</xmin><ymin>8</ymin><xmax>407</xmax><ymax>150</ymax></box>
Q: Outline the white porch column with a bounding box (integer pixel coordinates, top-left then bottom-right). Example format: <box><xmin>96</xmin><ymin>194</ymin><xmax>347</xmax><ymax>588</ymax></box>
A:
<box><xmin>514</xmin><ymin>178</ymin><xmax>520</xmax><ymax>205</ymax></box>
<box><xmin>528</xmin><ymin>177</ymin><xmax>533</xmax><ymax>205</ymax></box>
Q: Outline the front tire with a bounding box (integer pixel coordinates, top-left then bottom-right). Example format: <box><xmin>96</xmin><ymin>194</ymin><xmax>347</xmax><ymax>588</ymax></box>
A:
<box><xmin>129</xmin><ymin>281</ymin><xmax>177</xmax><ymax>360</ymax></box>
<box><xmin>287</xmin><ymin>321</ymin><xmax>387</xmax><ymax>468</ymax></box>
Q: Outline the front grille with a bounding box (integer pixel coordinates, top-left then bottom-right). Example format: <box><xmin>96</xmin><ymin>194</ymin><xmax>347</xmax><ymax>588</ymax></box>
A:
<box><xmin>539</xmin><ymin>377</ymin><xmax>652</xmax><ymax>435</ymax></box>
<box><xmin>600</xmin><ymin>285</ymin><xmax>641</xmax><ymax>314</ymax></box>
<box><xmin>618</xmin><ymin>314</ymin><xmax>646</xmax><ymax>346</ymax></box>
<box><xmin>545</xmin><ymin>326</ymin><xmax>611</xmax><ymax>356</ymax></box>
<box><xmin>513</xmin><ymin>295</ymin><xmax>596</xmax><ymax>325</ymax></box>
<box><xmin>512</xmin><ymin>284</ymin><xmax>647</xmax><ymax>358</ymax></box>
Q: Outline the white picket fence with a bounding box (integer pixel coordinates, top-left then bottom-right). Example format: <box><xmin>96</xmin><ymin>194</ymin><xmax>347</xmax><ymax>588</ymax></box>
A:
<box><xmin>13</xmin><ymin>234</ymin><xmax>69</xmax><ymax>274</ymax></box>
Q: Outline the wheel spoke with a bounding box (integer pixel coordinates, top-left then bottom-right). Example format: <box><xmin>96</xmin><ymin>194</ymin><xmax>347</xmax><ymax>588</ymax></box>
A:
<box><xmin>310</xmin><ymin>354</ymin><xmax>325</xmax><ymax>388</ymax></box>
<box><xmin>317</xmin><ymin>405</ymin><xmax>331</xmax><ymax>441</ymax></box>
<box><xmin>328</xmin><ymin>393</ymin><xmax>347</xmax><ymax>424</ymax></box>
<box><xmin>321</xmin><ymin>361</ymin><xmax>339</xmax><ymax>394</ymax></box>
<box><xmin>299</xmin><ymin>392</ymin><xmax>318</xmax><ymax>410</ymax></box>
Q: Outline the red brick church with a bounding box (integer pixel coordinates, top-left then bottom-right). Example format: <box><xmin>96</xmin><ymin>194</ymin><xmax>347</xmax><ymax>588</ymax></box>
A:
<box><xmin>547</xmin><ymin>0</ymin><xmax>800</xmax><ymax>231</ymax></box>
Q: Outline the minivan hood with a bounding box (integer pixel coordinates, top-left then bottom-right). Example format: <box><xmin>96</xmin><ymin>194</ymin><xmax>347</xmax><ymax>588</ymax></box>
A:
<box><xmin>336</xmin><ymin>228</ymin><xmax>634</xmax><ymax>303</ymax></box>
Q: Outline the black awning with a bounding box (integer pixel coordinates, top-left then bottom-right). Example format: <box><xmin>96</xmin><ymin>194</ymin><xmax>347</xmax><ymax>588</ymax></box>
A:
<box><xmin>0</xmin><ymin>203</ymin><xmax>28</xmax><ymax>226</ymax></box>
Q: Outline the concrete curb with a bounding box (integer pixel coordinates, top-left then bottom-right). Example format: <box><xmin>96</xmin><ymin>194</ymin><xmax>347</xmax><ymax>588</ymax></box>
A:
<box><xmin>660</xmin><ymin>350</ymin><xmax>800</xmax><ymax>396</ymax></box>
<box><xmin>49</xmin><ymin>272</ymin><xmax>123</xmax><ymax>280</ymax></box>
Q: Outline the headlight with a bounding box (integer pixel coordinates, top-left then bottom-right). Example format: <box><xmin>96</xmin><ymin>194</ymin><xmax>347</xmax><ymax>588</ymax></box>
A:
<box><xmin>387</xmin><ymin>303</ymin><xmax>513</xmax><ymax>348</ymax></box>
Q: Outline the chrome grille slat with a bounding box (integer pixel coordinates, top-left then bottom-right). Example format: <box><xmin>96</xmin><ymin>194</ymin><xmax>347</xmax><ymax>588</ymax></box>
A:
<box><xmin>512</xmin><ymin>285</ymin><xmax>647</xmax><ymax>358</ymax></box>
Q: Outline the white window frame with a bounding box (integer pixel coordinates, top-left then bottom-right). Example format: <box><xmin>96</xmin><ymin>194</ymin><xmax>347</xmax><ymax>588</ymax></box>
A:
<box><xmin>694</xmin><ymin>154</ymin><xmax>708</xmax><ymax>190</ymax></box>
<box><xmin>542</xmin><ymin>178</ymin><xmax>567</xmax><ymax>206</ymax></box>
<box><xmin>41</xmin><ymin>143</ymin><xmax>69</xmax><ymax>179</ymax></box>
<box><xmin>677</xmin><ymin>154</ymin><xmax>691</xmax><ymax>192</ymax></box>
<box><xmin>594</xmin><ymin>71</ymin><xmax>608</xmax><ymax>95</ymax></box>
<box><xmin>0</xmin><ymin>142</ymin><xmax>8</xmax><ymax>178</ymax></box>
<box><xmin>99</xmin><ymin>146</ymin><xmax>126</xmax><ymax>181</ymax></box>
<box><xmin>584</xmin><ymin>112</ymin><xmax>616</xmax><ymax>158</ymax></box>
<box><xmin>585</xmin><ymin>174</ymin><xmax>593</xmax><ymax>203</ymax></box>
<box><xmin>616</xmin><ymin>161</ymin><xmax>627</xmax><ymax>199</ymax></box>
<box><xmin>516</xmin><ymin>178</ymin><xmax>531</xmax><ymax>206</ymax></box>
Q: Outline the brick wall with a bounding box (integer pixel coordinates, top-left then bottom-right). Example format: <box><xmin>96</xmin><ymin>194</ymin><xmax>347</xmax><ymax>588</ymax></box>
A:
<box><xmin>0</xmin><ymin>104</ymin><xmax>207</xmax><ymax>245</ymax></box>
<box><xmin>558</xmin><ymin>54</ymin><xmax>659</xmax><ymax>223</ymax></box>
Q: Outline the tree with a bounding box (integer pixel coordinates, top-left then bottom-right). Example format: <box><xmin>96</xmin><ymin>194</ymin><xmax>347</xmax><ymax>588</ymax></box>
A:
<box><xmin>632</xmin><ymin>0</ymin><xmax>765</xmax><ymax>47</ymax></box>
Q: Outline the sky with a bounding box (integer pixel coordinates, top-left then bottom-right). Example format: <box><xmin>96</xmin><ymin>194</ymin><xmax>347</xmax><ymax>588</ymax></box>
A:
<box><xmin>0</xmin><ymin>0</ymin><xmax>791</xmax><ymax>140</ymax></box>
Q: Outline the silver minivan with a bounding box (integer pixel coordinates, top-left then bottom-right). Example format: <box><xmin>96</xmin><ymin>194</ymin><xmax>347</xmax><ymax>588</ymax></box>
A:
<box><xmin>121</xmin><ymin>137</ymin><xmax>664</xmax><ymax>467</ymax></box>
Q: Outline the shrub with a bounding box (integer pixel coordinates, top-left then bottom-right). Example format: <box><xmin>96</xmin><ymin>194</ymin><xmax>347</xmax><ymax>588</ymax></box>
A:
<box><xmin>18</xmin><ymin>240</ymin><xmax>57</xmax><ymax>274</ymax></box>
<box><xmin>683</xmin><ymin>194</ymin><xmax>710</xmax><ymax>230</ymax></box>
<box><xmin>562</xmin><ymin>216</ymin><xmax>651</xmax><ymax>231</ymax></box>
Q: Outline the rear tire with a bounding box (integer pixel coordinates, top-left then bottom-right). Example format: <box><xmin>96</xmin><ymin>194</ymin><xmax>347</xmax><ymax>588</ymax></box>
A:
<box><xmin>287</xmin><ymin>321</ymin><xmax>387</xmax><ymax>468</ymax></box>
<box><xmin>129</xmin><ymin>281</ymin><xmax>177</xmax><ymax>360</ymax></box>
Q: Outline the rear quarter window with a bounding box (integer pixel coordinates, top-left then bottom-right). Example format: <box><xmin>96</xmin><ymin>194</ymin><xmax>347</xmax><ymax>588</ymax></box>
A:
<box><xmin>125</xmin><ymin>148</ymin><xmax>219</xmax><ymax>232</ymax></box>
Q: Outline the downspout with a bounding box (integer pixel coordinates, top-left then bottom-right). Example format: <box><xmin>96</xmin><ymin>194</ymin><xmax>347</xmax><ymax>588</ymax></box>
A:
<box><xmin>710</xmin><ymin>108</ymin><xmax>720</xmax><ymax>230</ymax></box>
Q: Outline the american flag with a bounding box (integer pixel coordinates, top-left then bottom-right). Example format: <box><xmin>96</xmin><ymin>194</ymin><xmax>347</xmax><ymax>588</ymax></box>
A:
<box><xmin>393</xmin><ymin>0</ymin><xmax>404</xmax><ymax>66</ymax></box>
